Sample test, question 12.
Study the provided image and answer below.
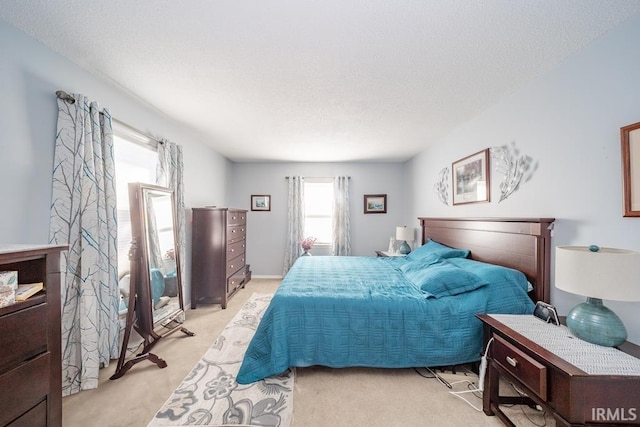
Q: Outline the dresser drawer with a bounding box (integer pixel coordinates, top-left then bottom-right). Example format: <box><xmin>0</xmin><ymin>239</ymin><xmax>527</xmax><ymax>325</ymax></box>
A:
<box><xmin>227</xmin><ymin>239</ymin><xmax>246</xmax><ymax>259</ymax></box>
<box><xmin>227</xmin><ymin>224</ymin><xmax>246</xmax><ymax>243</ymax></box>
<box><xmin>227</xmin><ymin>270</ymin><xmax>246</xmax><ymax>293</ymax></box>
<box><xmin>226</xmin><ymin>253</ymin><xmax>245</xmax><ymax>278</ymax></box>
<box><xmin>0</xmin><ymin>303</ymin><xmax>47</xmax><ymax>371</ymax></box>
<box><xmin>0</xmin><ymin>352</ymin><xmax>50</xmax><ymax>426</ymax></box>
<box><xmin>227</xmin><ymin>211</ymin><xmax>246</xmax><ymax>226</ymax></box>
<box><xmin>7</xmin><ymin>400</ymin><xmax>47</xmax><ymax>427</ymax></box>
<box><xmin>492</xmin><ymin>334</ymin><xmax>547</xmax><ymax>400</ymax></box>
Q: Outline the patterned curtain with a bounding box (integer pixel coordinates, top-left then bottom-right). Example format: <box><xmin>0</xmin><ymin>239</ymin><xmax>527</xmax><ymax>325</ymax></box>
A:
<box><xmin>156</xmin><ymin>140</ymin><xmax>185</xmax><ymax>291</ymax></box>
<box><xmin>283</xmin><ymin>176</ymin><xmax>305</xmax><ymax>274</ymax></box>
<box><xmin>49</xmin><ymin>94</ymin><xmax>120</xmax><ymax>396</ymax></box>
<box><xmin>332</xmin><ymin>176</ymin><xmax>351</xmax><ymax>256</ymax></box>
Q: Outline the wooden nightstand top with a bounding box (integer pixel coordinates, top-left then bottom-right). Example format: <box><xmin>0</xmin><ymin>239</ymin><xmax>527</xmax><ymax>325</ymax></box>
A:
<box><xmin>484</xmin><ymin>314</ymin><xmax>640</xmax><ymax>376</ymax></box>
<box><xmin>375</xmin><ymin>250</ymin><xmax>406</xmax><ymax>257</ymax></box>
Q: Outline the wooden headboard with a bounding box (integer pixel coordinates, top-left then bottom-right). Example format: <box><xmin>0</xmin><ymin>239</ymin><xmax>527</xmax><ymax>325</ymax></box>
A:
<box><xmin>419</xmin><ymin>217</ymin><xmax>555</xmax><ymax>304</ymax></box>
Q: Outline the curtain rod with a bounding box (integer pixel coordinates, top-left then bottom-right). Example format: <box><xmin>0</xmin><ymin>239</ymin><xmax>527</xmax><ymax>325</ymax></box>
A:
<box><xmin>112</xmin><ymin>117</ymin><xmax>162</xmax><ymax>147</ymax></box>
<box><xmin>285</xmin><ymin>176</ymin><xmax>351</xmax><ymax>179</ymax></box>
<box><xmin>56</xmin><ymin>90</ymin><xmax>161</xmax><ymax>148</ymax></box>
<box><xmin>56</xmin><ymin>90</ymin><xmax>75</xmax><ymax>104</ymax></box>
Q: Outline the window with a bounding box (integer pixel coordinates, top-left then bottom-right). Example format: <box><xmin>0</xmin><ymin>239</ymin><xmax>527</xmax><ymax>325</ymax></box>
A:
<box><xmin>113</xmin><ymin>128</ymin><xmax>157</xmax><ymax>274</ymax></box>
<box><xmin>303</xmin><ymin>178</ymin><xmax>333</xmax><ymax>245</ymax></box>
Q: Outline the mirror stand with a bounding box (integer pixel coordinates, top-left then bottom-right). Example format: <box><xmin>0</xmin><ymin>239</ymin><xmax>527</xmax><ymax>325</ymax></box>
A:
<box><xmin>111</xmin><ymin>239</ymin><xmax>194</xmax><ymax>380</ymax></box>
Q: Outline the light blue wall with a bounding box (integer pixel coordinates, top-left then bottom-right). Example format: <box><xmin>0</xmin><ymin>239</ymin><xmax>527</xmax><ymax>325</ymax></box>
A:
<box><xmin>0</xmin><ymin>20</ymin><xmax>230</xmax><ymax>302</ymax></box>
<box><xmin>406</xmin><ymin>14</ymin><xmax>640</xmax><ymax>343</ymax></box>
<box><xmin>228</xmin><ymin>162</ymin><xmax>407</xmax><ymax>276</ymax></box>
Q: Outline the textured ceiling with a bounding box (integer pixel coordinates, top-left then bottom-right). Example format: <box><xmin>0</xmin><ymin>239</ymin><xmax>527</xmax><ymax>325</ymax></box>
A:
<box><xmin>2</xmin><ymin>1</ymin><xmax>640</xmax><ymax>162</ymax></box>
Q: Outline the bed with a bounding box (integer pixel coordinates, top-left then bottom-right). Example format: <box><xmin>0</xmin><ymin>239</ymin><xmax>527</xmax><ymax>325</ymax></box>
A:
<box><xmin>236</xmin><ymin>217</ymin><xmax>555</xmax><ymax>384</ymax></box>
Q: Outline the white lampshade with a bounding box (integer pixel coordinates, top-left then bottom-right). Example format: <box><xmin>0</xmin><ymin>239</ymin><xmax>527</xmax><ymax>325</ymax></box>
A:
<box><xmin>555</xmin><ymin>246</ymin><xmax>640</xmax><ymax>302</ymax></box>
<box><xmin>396</xmin><ymin>226</ymin><xmax>413</xmax><ymax>242</ymax></box>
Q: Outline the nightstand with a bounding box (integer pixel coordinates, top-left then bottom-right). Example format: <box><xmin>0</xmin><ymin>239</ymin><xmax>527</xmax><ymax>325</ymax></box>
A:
<box><xmin>477</xmin><ymin>314</ymin><xmax>640</xmax><ymax>426</ymax></box>
<box><xmin>375</xmin><ymin>250</ymin><xmax>406</xmax><ymax>257</ymax></box>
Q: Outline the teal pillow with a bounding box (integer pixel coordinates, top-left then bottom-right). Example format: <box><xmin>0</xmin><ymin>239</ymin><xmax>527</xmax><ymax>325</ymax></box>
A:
<box><xmin>406</xmin><ymin>239</ymin><xmax>470</xmax><ymax>261</ymax></box>
<box><xmin>447</xmin><ymin>258</ymin><xmax>529</xmax><ymax>292</ymax></box>
<box><xmin>401</xmin><ymin>257</ymin><xmax>487</xmax><ymax>298</ymax></box>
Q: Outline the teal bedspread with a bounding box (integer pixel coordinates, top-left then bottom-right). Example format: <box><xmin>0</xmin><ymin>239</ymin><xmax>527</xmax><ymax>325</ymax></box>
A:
<box><xmin>236</xmin><ymin>255</ymin><xmax>534</xmax><ymax>384</ymax></box>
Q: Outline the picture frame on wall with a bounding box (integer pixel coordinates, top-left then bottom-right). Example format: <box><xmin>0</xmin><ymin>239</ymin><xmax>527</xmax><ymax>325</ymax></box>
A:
<box><xmin>452</xmin><ymin>148</ymin><xmax>490</xmax><ymax>205</ymax></box>
<box><xmin>251</xmin><ymin>195</ymin><xmax>271</xmax><ymax>211</ymax></box>
<box><xmin>621</xmin><ymin>121</ymin><xmax>640</xmax><ymax>217</ymax></box>
<box><xmin>364</xmin><ymin>194</ymin><xmax>387</xmax><ymax>214</ymax></box>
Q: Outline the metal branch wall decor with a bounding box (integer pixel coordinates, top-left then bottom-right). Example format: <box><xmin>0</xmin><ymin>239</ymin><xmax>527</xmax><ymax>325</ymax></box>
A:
<box><xmin>490</xmin><ymin>142</ymin><xmax>537</xmax><ymax>202</ymax></box>
<box><xmin>433</xmin><ymin>166</ymin><xmax>450</xmax><ymax>205</ymax></box>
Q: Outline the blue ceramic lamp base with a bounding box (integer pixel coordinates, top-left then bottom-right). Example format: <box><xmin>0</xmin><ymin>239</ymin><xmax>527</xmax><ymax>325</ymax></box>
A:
<box><xmin>566</xmin><ymin>297</ymin><xmax>627</xmax><ymax>347</ymax></box>
<box><xmin>399</xmin><ymin>240</ymin><xmax>411</xmax><ymax>255</ymax></box>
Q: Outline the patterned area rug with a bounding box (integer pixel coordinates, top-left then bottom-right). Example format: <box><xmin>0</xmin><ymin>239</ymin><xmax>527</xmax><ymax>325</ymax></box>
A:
<box><xmin>148</xmin><ymin>293</ymin><xmax>294</xmax><ymax>427</ymax></box>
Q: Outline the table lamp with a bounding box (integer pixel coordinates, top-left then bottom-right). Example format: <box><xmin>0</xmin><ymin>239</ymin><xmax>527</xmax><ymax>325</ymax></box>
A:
<box><xmin>396</xmin><ymin>226</ymin><xmax>414</xmax><ymax>255</ymax></box>
<box><xmin>555</xmin><ymin>245</ymin><xmax>640</xmax><ymax>347</ymax></box>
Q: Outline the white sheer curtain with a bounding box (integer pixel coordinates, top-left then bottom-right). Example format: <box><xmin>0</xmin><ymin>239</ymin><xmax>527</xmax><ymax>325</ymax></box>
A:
<box><xmin>49</xmin><ymin>93</ymin><xmax>120</xmax><ymax>395</ymax></box>
<box><xmin>283</xmin><ymin>176</ymin><xmax>305</xmax><ymax>274</ymax></box>
<box><xmin>156</xmin><ymin>139</ymin><xmax>186</xmax><ymax>293</ymax></box>
<box><xmin>332</xmin><ymin>176</ymin><xmax>351</xmax><ymax>256</ymax></box>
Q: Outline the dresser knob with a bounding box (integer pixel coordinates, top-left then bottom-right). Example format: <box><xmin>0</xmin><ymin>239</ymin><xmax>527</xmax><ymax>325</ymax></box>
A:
<box><xmin>506</xmin><ymin>356</ymin><xmax>518</xmax><ymax>367</ymax></box>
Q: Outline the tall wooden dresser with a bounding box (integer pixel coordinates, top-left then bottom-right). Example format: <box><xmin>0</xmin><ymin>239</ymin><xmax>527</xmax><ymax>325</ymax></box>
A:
<box><xmin>191</xmin><ymin>208</ymin><xmax>251</xmax><ymax>309</ymax></box>
<box><xmin>0</xmin><ymin>245</ymin><xmax>66</xmax><ymax>427</ymax></box>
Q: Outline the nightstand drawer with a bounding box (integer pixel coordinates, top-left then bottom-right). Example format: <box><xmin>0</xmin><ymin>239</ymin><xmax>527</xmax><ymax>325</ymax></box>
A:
<box><xmin>0</xmin><ymin>303</ymin><xmax>48</xmax><ymax>371</ymax></box>
<box><xmin>0</xmin><ymin>352</ymin><xmax>50</xmax><ymax>426</ymax></box>
<box><xmin>492</xmin><ymin>334</ymin><xmax>547</xmax><ymax>400</ymax></box>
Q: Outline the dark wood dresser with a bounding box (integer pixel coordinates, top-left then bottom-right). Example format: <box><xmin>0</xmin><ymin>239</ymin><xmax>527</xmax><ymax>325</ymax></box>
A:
<box><xmin>0</xmin><ymin>245</ymin><xmax>66</xmax><ymax>427</ymax></box>
<box><xmin>191</xmin><ymin>208</ymin><xmax>251</xmax><ymax>309</ymax></box>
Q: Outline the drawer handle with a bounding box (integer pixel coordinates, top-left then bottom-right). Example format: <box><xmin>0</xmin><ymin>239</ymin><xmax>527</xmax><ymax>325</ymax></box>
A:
<box><xmin>229</xmin><ymin>264</ymin><xmax>234</xmax><ymax>269</ymax></box>
<box><xmin>506</xmin><ymin>356</ymin><xmax>518</xmax><ymax>367</ymax></box>
<box><xmin>230</xmin><ymin>249</ymin><xmax>234</xmax><ymax>252</ymax></box>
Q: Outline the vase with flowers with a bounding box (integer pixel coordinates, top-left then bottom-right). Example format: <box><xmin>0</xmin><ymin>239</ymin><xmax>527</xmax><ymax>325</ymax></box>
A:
<box><xmin>300</xmin><ymin>236</ymin><xmax>317</xmax><ymax>256</ymax></box>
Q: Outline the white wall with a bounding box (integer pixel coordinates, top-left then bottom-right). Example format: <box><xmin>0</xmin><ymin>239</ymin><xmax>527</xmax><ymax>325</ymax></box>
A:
<box><xmin>0</xmin><ymin>20</ymin><xmax>230</xmax><ymax>301</ymax></box>
<box><xmin>406</xmin><ymin>14</ymin><xmax>640</xmax><ymax>344</ymax></box>
<box><xmin>228</xmin><ymin>162</ymin><xmax>408</xmax><ymax>276</ymax></box>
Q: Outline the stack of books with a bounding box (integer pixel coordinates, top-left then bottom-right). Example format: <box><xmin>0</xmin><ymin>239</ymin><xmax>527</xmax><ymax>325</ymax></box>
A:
<box><xmin>15</xmin><ymin>282</ymin><xmax>44</xmax><ymax>301</ymax></box>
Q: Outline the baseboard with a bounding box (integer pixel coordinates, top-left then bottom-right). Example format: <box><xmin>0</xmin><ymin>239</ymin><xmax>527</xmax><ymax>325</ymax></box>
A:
<box><xmin>250</xmin><ymin>275</ymin><xmax>283</xmax><ymax>279</ymax></box>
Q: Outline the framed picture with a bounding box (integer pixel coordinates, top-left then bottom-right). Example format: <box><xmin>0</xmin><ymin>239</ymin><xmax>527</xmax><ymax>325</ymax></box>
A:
<box><xmin>452</xmin><ymin>148</ymin><xmax>490</xmax><ymax>205</ymax></box>
<box><xmin>364</xmin><ymin>194</ymin><xmax>387</xmax><ymax>214</ymax></box>
<box><xmin>621</xmin><ymin>121</ymin><xmax>640</xmax><ymax>217</ymax></box>
<box><xmin>251</xmin><ymin>195</ymin><xmax>271</xmax><ymax>211</ymax></box>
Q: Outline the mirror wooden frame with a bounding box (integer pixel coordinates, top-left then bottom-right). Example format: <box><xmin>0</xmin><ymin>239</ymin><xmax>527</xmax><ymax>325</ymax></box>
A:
<box><xmin>111</xmin><ymin>183</ymin><xmax>194</xmax><ymax>380</ymax></box>
<box><xmin>622</xmin><ymin>121</ymin><xmax>640</xmax><ymax>217</ymax></box>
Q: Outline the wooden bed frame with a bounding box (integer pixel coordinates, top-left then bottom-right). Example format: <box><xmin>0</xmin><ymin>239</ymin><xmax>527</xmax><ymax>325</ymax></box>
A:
<box><xmin>419</xmin><ymin>217</ymin><xmax>555</xmax><ymax>304</ymax></box>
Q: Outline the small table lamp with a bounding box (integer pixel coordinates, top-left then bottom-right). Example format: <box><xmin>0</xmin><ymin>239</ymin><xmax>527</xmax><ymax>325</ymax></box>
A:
<box><xmin>555</xmin><ymin>245</ymin><xmax>640</xmax><ymax>347</ymax></box>
<box><xmin>396</xmin><ymin>226</ymin><xmax>414</xmax><ymax>255</ymax></box>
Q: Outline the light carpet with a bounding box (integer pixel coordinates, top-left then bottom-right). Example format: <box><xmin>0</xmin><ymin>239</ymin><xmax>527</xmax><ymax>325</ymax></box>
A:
<box><xmin>147</xmin><ymin>293</ymin><xmax>294</xmax><ymax>427</ymax></box>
